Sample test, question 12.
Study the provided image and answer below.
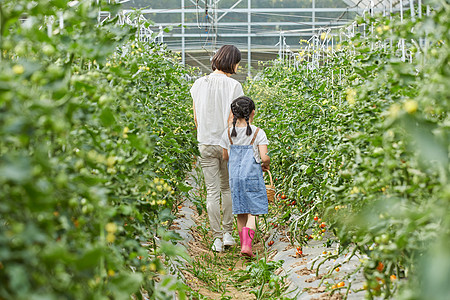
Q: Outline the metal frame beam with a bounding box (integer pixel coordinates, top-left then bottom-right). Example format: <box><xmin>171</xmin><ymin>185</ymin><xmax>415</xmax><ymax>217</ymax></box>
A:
<box><xmin>122</xmin><ymin>8</ymin><xmax>367</xmax><ymax>13</ymax></box>
<box><xmin>149</xmin><ymin>21</ymin><xmax>349</xmax><ymax>26</ymax></box>
<box><xmin>157</xmin><ymin>33</ymin><xmax>327</xmax><ymax>37</ymax></box>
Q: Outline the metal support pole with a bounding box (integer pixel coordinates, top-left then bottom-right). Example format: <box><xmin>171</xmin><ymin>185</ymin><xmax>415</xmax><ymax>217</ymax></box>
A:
<box><xmin>59</xmin><ymin>11</ymin><xmax>64</xmax><ymax>30</ymax></box>
<box><xmin>389</xmin><ymin>0</ymin><xmax>393</xmax><ymax>19</ymax></box>
<box><xmin>278</xmin><ymin>32</ymin><xmax>282</xmax><ymax>59</ymax></box>
<box><xmin>370</xmin><ymin>1</ymin><xmax>374</xmax><ymax>50</ymax></box>
<box><xmin>418</xmin><ymin>0</ymin><xmax>422</xmax><ymax>18</ymax></box>
<box><xmin>248</xmin><ymin>0</ymin><xmax>251</xmax><ymax>78</ymax></box>
<box><xmin>159</xmin><ymin>25</ymin><xmax>164</xmax><ymax>43</ymax></box>
<box><xmin>214</xmin><ymin>0</ymin><xmax>218</xmax><ymax>48</ymax></box>
<box><xmin>181</xmin><ymin>0</ymin><xmax>185</xmax><ymax>65</ymax></box>
<box><xmin>331</xmin><ymin>35</ymin><xmax>334</xmax><ymax>52</ymax></box>
<box><xmin>400</xmin><ymin>0</ymin><xmax>404</xmax><ymax>21</ymax></box>
<box><xmin>312</xmin><ymin>0</ymin><xmax>315</xmax><ymax>34</ymax></box>
<box><xmin>400</xmin><ymin>0</ymin><xmax>405</xmax><ymax>62</ymax></box>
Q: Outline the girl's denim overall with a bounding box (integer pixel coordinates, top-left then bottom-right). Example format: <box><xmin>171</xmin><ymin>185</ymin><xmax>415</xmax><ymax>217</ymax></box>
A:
<box><xmin>228</xmin><ymin>128</ymin><xmax>268</xmax><ymax>215</ymax></box>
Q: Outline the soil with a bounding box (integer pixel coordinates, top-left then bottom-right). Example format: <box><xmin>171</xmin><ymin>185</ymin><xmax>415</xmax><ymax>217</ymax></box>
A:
<box><xmin>177</xmin><ymin>198</ymin><xmax>262</xmax><ymax>299</ymax></box>
<box><xmin>169</xmin><ymin>170</ymin><xmax>369</xmax><ymax>300</ymax></box>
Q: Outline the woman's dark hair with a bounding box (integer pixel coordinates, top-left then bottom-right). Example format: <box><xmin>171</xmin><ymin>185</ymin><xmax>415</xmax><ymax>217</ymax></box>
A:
<box><xmin>211</xmin><ymin>45</ymin><xmax>241</xmax><ymax>74</ymax></box>
<box><xmin>230</xmin><ymin>96</ymin><xmax>255</xmax><ymax>137</ymax></box>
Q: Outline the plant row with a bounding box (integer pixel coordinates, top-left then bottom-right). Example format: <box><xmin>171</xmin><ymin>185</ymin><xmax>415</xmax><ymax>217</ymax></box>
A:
<box><xmin>246</xmin><ymin>1</ymin><xmax>449</xmax><ymax>298</ymax></box>
<box><xmin>0</xmin><ymin>1</ymin><xmax>197</xmax><ymax>299</ymax></box>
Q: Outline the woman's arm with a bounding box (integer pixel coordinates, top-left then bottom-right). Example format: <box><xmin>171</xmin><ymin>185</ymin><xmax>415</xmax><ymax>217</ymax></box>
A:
<box><xmin>227</xmin><ymin>110</ymin><xmax>234</xmax><ymax>127</ymax></box>
<box><xmin>222</xmin><ymin>148</ymin><xmax>229</xmax><ymax>161</ymax></box>
<box><xmin>258</xmin><ymin>144</ymin><xmax>270</xmax><ymax>171</ymax></box>
<box><xmin>193</xmin><ymin>100</ymin><xmax>198</xmax><ymax>129</ymax></box>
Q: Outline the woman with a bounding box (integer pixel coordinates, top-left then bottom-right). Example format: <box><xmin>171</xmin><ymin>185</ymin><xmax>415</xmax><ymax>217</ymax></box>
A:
<box><xmin>190</xmin><ymin>45</ymin><xmax>243</xmax><ymax>252</ymax></box>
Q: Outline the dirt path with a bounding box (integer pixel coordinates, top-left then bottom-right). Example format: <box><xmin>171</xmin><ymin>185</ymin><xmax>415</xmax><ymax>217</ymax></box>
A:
<box><xmin>170</xmin><ymin>169</ymin><xmax>368</xmax><ymax>299</ymax></box>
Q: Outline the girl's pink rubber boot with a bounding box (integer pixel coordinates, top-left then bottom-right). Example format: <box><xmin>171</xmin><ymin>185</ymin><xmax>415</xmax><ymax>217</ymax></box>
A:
<box><xmin>241</xmin><ymin>227</ymin><xmax>255</xmax><ymax>257</ymax></box>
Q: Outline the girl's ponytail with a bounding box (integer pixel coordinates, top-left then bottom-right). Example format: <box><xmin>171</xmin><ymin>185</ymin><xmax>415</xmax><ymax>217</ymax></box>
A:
<box><xmin>231</xmin><ymin>115</ymin><xmax>238</xmax><ymax>137</ymax></box>
<box><xmin>245</xmin><ymin>116</ymin><xmax>252</xmax><ymax>136</ymax></box>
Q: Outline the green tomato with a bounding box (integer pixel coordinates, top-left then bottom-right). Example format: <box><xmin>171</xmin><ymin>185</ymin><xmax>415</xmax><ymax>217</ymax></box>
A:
<box><xmin>0</xmin><ymin>71</ymin><xmax>13</xmax><ymax>81</ymax></box>
<box><xmin>47</xmin><ymin>64</ymin><xmax>63</xmax><ymax>78</ymax></box>
<box><xmin>2</xmin><ymin>40</ymin><xmax>13</xmax><ymax>51</ymax></box>
<box><xmin>74</xmin><ymin>160</ymin><xmax>84</xmax><ymax>171</ymax></box>
<box><xmin>14</xmin><ymin>41</ymin><xmax>28</xmax><ymax>56</ymax></box>
<box><xmin>88</xmin><ymin>71</ymin><xmax>100</xmax><ymax>79</ymax></box>
<box><xmin>380</xmin><ymin>234</ymin><xmax>390</xmax><ymax>244</ymax></box>
<box><xmin>42</xmin><ymin>44</ymin><xmax>56</xmax><ymax>56</ymax></box>
<box><xmin>98</xmin><ymin>95</ymin><xmax>112</xmax><ymax>106</ymax></box>
<box><xmin>31</xmin><ymin>71</ymin><xmax>44</xmax><ymax>83</ymax></box>
<box><xmin>82</xmin><ymin>204</ymin><xmax>94</xmax><ymax>214</ymax></box>
<box><xmin>68</xmin><ymin>198</ymin><xmax>78</xmax><ymax>208</ymax></box>
<box><xmin>0</xmin><ymin>91</ymin><xmax>13</xmax><ymax>102</ymax></box>
<box><xmin>55</xmin><ymin>172</ymin><xmax>68</xmax><ymax>186</ymax></box>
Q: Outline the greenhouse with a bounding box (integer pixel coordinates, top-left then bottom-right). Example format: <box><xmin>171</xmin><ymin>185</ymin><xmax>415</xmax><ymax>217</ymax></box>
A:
<box><xmin>0</xmin><ymin>0</ymin><xmax>448</xmax><ymax>299</ymax></box>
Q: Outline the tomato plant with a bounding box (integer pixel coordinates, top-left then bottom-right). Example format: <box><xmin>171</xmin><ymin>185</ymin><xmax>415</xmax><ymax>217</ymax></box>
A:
<box><xmin>0</xmin><ymin>1</ymin><xmax>197</xmax><ymax>299</ymax></box>
<box><xmin>246</xmin><ymin>0</ymin><xmax>449</xmax><ymax>298</ymax></box>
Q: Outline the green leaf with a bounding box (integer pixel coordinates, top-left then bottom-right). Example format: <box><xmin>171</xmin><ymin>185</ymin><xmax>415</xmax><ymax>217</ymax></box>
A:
<box><xmin>109</xmin><ymin>272</ymin><xmax>143</xmax><ymax>297</ymax></box>
<box><xmin>100</xmin><ymin>108</ymin><xmax>116</xmax><ymax>126</ymax></box>
<box><xmin>176</xmin><ymin>182</ymin><xmax>192</xmax><ymax>193</ymax></box>
<box><xmin>76</xmin><ymin>247</ymin><xmax>103</xmax><ymax>270</ymax></box>
<box><xmin>0</xmin><ymin>156</ymin><xmax>32</xmax><ymax>183</ymax></box>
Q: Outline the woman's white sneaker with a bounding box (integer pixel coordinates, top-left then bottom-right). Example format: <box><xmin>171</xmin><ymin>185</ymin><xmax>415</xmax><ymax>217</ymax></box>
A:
<box><xmin>223</xmin><ymin>232</ymin><xmax>236</xmax><ymax>247</ymax></box>
<box><xmin>212</xmin><ymin>238</ymin><xmax>223</xmax><ymax>252</ymax></box>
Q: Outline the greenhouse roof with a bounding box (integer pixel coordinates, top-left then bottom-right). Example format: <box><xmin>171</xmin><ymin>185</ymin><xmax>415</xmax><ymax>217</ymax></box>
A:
<box><xmin>341</xmin><ymin>0</ymin><xmax>405</xmax><ymax>10</ymax></box>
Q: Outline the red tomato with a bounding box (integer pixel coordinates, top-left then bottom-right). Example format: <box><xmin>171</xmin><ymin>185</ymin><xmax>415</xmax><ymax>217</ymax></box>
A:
<box><xmin>376</xmin><ymin>262</ymin><xmax>384</xmax><ymax>272</ymax></box>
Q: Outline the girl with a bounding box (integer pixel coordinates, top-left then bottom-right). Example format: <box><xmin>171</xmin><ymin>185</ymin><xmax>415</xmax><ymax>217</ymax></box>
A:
<box><xmin>190</xmin><ymin>45</ymin><xmax>244</xmax><ymax>252</ymax></box>
<box><xmin>220</xmin><ymin>96</ymin><xmax>270</xmax><ymax>257</ymax></box>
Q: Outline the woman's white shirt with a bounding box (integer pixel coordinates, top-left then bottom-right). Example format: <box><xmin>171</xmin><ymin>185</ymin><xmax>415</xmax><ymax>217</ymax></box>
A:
<box><xmin>190</xmin><ymin>73</ymin><xmax>244</xmax><ymax>145</ymax></box>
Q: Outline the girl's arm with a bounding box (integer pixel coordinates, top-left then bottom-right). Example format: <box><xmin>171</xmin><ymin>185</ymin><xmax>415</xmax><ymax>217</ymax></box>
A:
<box><xmin>258</xmin><ymin>144</ymin><xmax>270</xmax><ymax>171</ymax></box>
<box><xmin>222</xmin><ymin>148</ymin><xmax>229</xmax><ymax>161</ymax></box>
